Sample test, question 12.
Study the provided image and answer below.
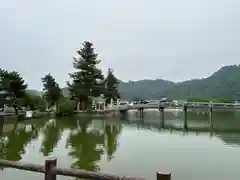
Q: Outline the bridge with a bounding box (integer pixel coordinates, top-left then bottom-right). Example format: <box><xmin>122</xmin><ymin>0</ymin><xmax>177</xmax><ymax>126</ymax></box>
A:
<box><xmin>105</xmin><ymin>101</ymin><xmax>240</xmax><ymax>112</ymax></box>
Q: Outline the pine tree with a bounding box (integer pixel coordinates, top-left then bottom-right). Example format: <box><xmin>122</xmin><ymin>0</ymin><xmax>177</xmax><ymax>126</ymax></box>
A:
<box><xmin>0</xmin><ymin>69</ymin><xmax>27</xmax><ymax>114</ymax></box>
<box><xmin>104</xmin><ymin>68</ymin><xmax>120</xmax><ymax>104</ymax></box>
<box><xmin>42</xmin><ymin>73</ymin><xmax>62</xmax><ymax>109</ymax></box>
<box><xmin>67</xmin><ymin>41</ymin><xmax>105</xmax><ymax>110</ymax></box>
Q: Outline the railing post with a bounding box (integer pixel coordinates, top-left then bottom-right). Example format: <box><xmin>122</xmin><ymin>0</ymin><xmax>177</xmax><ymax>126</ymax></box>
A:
<box><xmin>156</xmin><ymin>172</ymin><xmax>171</xmax><ymax>180</ymax></box>
<box><xmin>45</xmin><ymin>158</ymin><xmax>57</xmax><ymax>180</ymax></box>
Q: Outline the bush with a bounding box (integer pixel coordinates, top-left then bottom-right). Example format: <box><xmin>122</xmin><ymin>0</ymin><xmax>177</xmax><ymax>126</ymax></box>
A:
<box><xmin>56</xmin><ymin>99</ymin><xmax>76</xmax><ymax>117</ymax></box>
<box><xmin>38</xmin><ymin>105</ymin><xmax>46</xmax><ymax>112</ymax></box>
<box><xmin>32</xmin><ymin>110</ymin><xmax>49</xmax><ymax>118</ymax></box>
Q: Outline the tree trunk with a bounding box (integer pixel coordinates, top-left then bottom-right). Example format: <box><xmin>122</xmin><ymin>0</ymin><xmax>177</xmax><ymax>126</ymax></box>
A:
<box><xmin>55</xmin><ymin>102</ymin><xmax>59</xmax><ymax>112</ymax></box>
<box><xmin>12</xmin><ymin>98</ymin><xmax>18</xmax><ymax>115</ymax></box>
<box><xmin>87</xmin><ymin>98</ymin><xmax>93</xmax><ymax>112</ymax></box>
<box><xmin>80</xmin><ymin>100</ymin><xmax>84</xmax><ymax>111</ymax></box>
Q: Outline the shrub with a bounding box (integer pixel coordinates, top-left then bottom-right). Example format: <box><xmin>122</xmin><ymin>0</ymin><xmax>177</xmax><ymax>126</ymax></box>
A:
<box><xmin>56</xmin><ymin>99</ymin><xmax>76</xmax><ymax>117</ymax></box>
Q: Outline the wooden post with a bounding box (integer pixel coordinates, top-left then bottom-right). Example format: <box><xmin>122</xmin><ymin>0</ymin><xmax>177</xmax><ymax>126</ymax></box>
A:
<box><xmin>183</xmin><ymin>103</ymin><xmax>188</xmax><ymax>130</ymax></box>
<box><xmin>45</xmin><ymin>158</ymin><xmax>57</xmax><ymax>180</ymax></box>
<box><xmin>156</xmin><ymin>172</ymin><xmax>171</xmax><ymax>180</ymax></box>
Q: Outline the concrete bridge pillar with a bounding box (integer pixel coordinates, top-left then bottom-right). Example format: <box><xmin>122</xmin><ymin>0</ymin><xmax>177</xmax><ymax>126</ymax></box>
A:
<box><xmin>183</xmin><ymin>103</ymin><xmax>188</xmax><ymax>130</ymax></box>
<box><xmin>159</xmin><ymin>106</ymin><xmax>165</xmax><ymax>128</ymax></box>
<box><xmin>208</xmin><ymin>103</ymin><xmax>213</xmax><ymax>128</ymax></box>
<box><xmin>138</xmin><ymin>107</ymin><xmax>144</xmax><ymax>119</ymax></box>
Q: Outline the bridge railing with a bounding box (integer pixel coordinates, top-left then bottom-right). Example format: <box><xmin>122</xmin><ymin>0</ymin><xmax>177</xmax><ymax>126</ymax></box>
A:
<box><xmin>107</xmin><ymin>101</ymin><xmax>240</xmax><ymax>111</ymax></box>
<box><xmin>131</xmin><ymin>104</ymin><xmax>159</xmax><ymax>109</ymax></box>
<box><xmin>0</xmin><ymin>158</ymin><xmax>171</xmax><ymax>180</ymax></box>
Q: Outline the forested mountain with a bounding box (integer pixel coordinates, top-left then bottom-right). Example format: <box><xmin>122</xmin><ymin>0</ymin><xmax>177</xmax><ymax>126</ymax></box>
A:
<box><xmin>161</xmin><ymin>65</ymin><xmax>240</xmax><ymax>100</ymax></box>
<box><xmin>29</xmin><ymin>65</ymin><xmax>240</xmax><ymax>100</ymax></box>
<box><xmin>26</xmin><ymin>89</ymin><xmax>43</xmax><ymax>96</ymax></box>
<box><xmin>118</xmin><ymin>79</ymin><xmax>175</xmax><ymax>100</ymax></box>
<box><xmin>118</xmin><ymin>65</ymin><xmax>240</xmax><ymax>100</ymax></box>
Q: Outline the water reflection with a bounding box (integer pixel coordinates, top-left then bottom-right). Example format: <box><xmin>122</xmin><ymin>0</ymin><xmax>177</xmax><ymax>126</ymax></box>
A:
<box><xmin>0</xmin><ymin>117</ymin><xmax>123</xmax><ymax>173</ymax></box>
<box><xmin>65</xmin><ymin>118</ymin><xmax>122</xmax><ymax>171</ymax></box>
<box><xmin>0</xmin><ymin>111</ymin><xmax>240</xmax><ymax>177</ymax></box>
<box><xmin>124</xmin><ymin>118</ymin><xmax>240</xmax><ymax>148</ymax></box>
<box><xmin>105</xmin><ymin>121</ymin><xmax>121</xmax><ymax>161</ymax></box>
<box><xmin>40</xmin><ymin>119</ymin><xmax>62</xmax><ymax>156</ymax></box>
<box><xmin>66</xmin><ymin>118</ymin><xmax>105</xmax><ymax>171</ymax></box>
<box><xmin>0</xmin><ymin>121</ymin><xmax>40</xmax><ymax>161</ymax></box>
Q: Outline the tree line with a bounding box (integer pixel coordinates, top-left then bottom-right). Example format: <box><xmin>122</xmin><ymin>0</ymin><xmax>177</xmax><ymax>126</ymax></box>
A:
<box><xmin>0</xmin><ymin>41</ymin><xmax>120</xmax><ymax>115</ymax></box>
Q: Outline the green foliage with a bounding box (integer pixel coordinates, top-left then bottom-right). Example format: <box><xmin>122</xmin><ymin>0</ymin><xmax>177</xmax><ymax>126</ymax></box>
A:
<box><xmin>0</xmin><ymin>69</ymin><xmax>27</xmax><ymax>97</ymax></box>
<box><xmin>42</xmin><ymin>73</ymin><xmax>62</xmax><ymax>108</ymax></box>
<box><xmin>21</xmin><ymin>93</ymin><xmax>45</xmax><ymax>111</ymax></box>
<box><xmin>67</xmin><ymin>41</ymin><xmax>105</xmax><ymax>110</ymax></box>
<box><xmin>0</xmin><ymin>69</ymin><xmax>27</xmax><ymax>114</ymax></box>
<box><xmin>104</xmin><ymin>68</ymin><xmax>120</xmax><ymax>104</ymax></box>
<box><xmin>56</xmin><ymin>99</ymin><xmax>76</xmax><ymax>117</ymax></box>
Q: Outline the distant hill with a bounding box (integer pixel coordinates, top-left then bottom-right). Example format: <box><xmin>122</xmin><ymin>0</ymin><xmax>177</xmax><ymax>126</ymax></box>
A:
<box><xmin>161</xmin><ymin>65</ymin><xmax>240</xmax><ymax>100</ymax></box>
<box><xmin>118</xmin><ymin>65</ymin><xmax>240</xmax><ymax>100</ymax></box>
<box><xmin>26</xmin><ymin>89</ymin><xmax>43</xmax><ymax>96</ymax></box>
<box><xmin>27</xmin><ymin>65</ymin><xmax>240</xmax><ymax>100</ymax></box>
<box><xmin>118</xmin><ymin>79</ymin><xmax>175</xmax><ymax>100</ymax></box>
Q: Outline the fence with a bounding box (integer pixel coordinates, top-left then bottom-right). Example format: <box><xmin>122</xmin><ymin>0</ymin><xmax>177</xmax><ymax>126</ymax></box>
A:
<box><xmin>0</xmin><ymin>158</ymin><xmax>171</xmax><ymax>180</ymax></box>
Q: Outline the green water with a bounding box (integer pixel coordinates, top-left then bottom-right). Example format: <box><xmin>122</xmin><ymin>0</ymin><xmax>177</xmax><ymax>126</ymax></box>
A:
<box><xmin>1</xmin><ymin>110</ymin><xmax>240</xmax><ymax>180</ymax></box>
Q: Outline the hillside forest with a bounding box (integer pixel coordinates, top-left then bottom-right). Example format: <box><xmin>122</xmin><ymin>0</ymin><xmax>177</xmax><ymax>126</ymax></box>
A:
<box><xmin>118</xmin><ymin>65</ymin><xmax>240</xmax><ymax>101</ymax></box>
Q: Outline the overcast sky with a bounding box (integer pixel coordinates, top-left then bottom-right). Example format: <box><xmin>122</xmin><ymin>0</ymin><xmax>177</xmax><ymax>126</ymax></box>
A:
<box><xmin>0</xmin><ymin>0</ymin><xmax>239</xmax><ymax>89</ymax></box>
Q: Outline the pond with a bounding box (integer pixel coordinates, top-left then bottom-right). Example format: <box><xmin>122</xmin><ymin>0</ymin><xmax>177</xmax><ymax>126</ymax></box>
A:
<box><xmin>1</xmin><ymin>110</ymin><xmax>240</xmax><ymax>180</ymax></box>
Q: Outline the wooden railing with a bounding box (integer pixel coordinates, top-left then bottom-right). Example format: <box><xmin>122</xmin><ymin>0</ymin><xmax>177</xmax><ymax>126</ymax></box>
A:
<box><xmin>0</xmin><ymin>158</ymin><xmax>171</xmax><ymax>180</ymax></box>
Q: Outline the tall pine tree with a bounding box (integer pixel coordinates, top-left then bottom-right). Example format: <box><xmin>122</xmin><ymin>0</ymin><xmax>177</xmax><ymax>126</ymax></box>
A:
<box><xmin>42</xmin><ymin>73</ymin><xmax>62</xmax><ymax>109</ymax></box>
<box><xmin>67</xmin><ymin>41</ymin><xmax>105</xmax><ymax>110</ymax></box>
<box><xmin>104</xmin><ymin>68</ymin><xmax>120</xmax><ymax>104</ymax></box>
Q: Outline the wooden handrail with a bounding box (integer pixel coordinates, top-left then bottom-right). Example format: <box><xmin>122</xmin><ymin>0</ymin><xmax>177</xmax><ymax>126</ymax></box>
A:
<box><xmin>0</xmin><ymin>159</ymin><xmax>45</xmax><ymax>173</ymax></box>
<box><xmin>0</xmin><ymin>158</ymin><xmax>171</xmax><ymax>180</ymax></box>
<box><xmin>52</xmin><ymin>167</ymin><xmax>145</xmax><ymax>180</ymax></box>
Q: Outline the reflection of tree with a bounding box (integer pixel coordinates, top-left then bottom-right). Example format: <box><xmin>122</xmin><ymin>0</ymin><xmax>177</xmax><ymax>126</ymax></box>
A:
<box><xmin>105</xmin><ymin>122</ymin><xmax>122</xmax><ymax>161</ymax></box>
<box><xmin>0</xmin><ymin>121</ymin><xmax>39</xmax><ymax>161</ymax></box>
<box><xmin>67</xmin><ymin>118</ymin><xmax>105</xmax><ymax>172</ymax></box>
<box><xmin>216</xmin><ymin>132</ymin><xmax>240</xmax><ymax>147</ymax></box>
<box><xmin>40</xmin><ymin>119</ymin><xmax>62</xmax><ymax>156</ymax></box>
<box><xmin>0</xmin><ymin>120</ymin><xmax>3</xmax><ymax>136</ymax></box>
<box><xmin>57</xmin><ymin>116</ymin><xmax>79</xmax><ymax>130</ymax></box>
